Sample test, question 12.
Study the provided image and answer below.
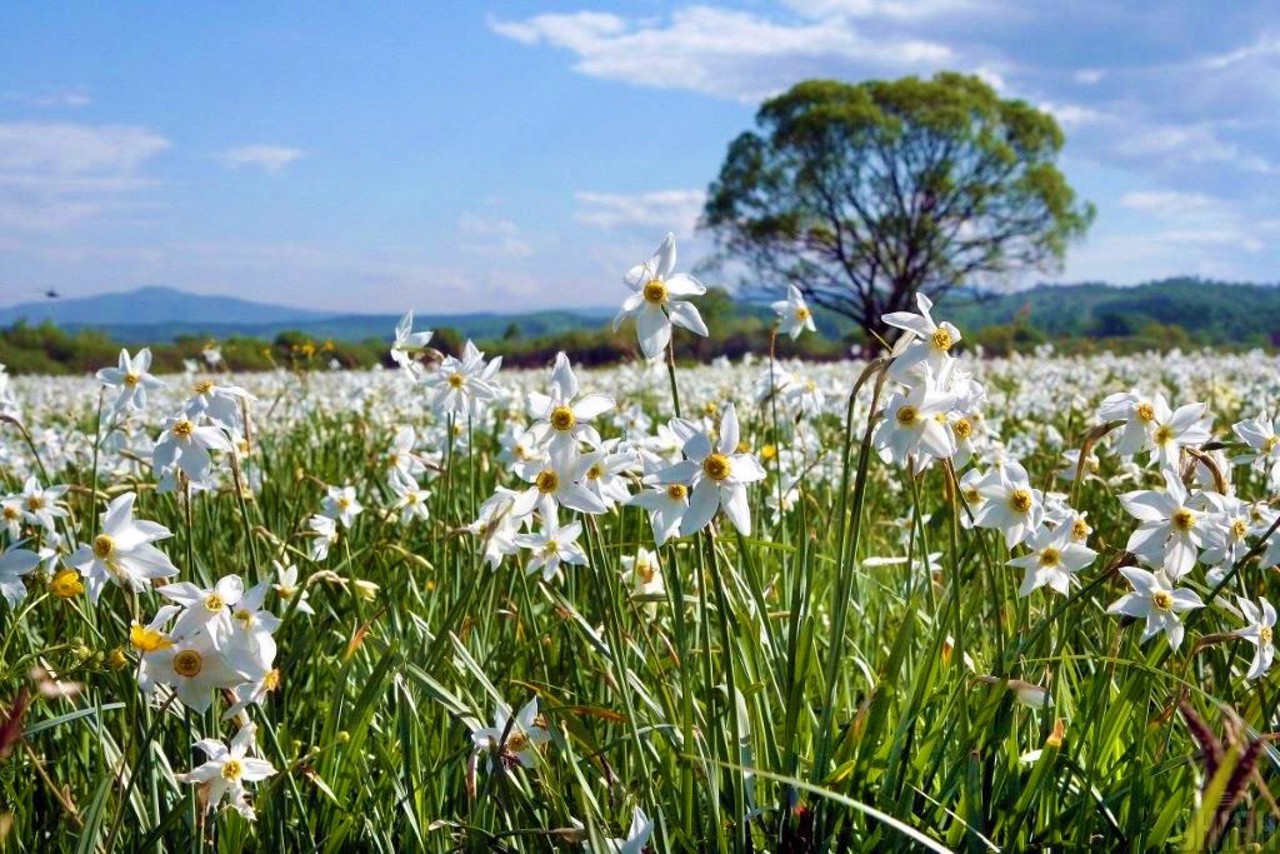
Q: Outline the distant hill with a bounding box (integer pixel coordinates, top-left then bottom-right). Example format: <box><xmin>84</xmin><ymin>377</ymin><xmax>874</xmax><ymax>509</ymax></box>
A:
<box><xmin>0</xmin><ymin>286</ymin><xmax>336</xmax><ymax>327</ymax></box>
<box><xmin>3</xmin><ymin>278</ymin><xmax>1278</xmax><ymax>348</ymax></box>
<box><xmin>0</xmin><ymin>287</ymin><xmax>615</xmax><ymax>343</ymax></box>
<box><xmin>943</xmin><ymin>277</ymin><xmax>1280</xmax><ymax>344</ymax></box>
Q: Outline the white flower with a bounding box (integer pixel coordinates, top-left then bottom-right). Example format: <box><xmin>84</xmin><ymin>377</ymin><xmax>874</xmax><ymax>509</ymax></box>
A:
<box><xmin>511</xmin><ymin>446</ymin><xmax>608</xmax><ymax>519</ymax></box>
<box><xmin>1008</xmin><ymin>524</ymin><xmax>1096</xmax><ymax>597</ymax></box>
<box><xmin>17</xmin><ymin>476</ymin><xmax>69</xmax><ymax>534</ymax></box>
<box><xmin>627</xmin><ymin>481</ymin><xmax>689</xmax><ymax>546</ymax></box>
<box><xmin>157</xmin><ymin>575</ymin><xmax>246</xmax><ymax>645</ymax></box>
<box><xmin>0</xmin><ymin>545</ymin><xmax>40</xmax><ymax>608</ymax></box>
<box><xmin>621</xmin><ymin>548</ymin><xmax>664</xmax><ymax>616</ymax></box>
<box><xmin>873</xmin><ymin>375</ymin><xmax>956</xmax><ymax>469</ymax></box>
<box><xmin>771</xmin><ymin>285</ymin><xmax>816</xmax><ymax>339</ymax></box>
<box><xmin>308</xmin><ymin>513</ymin><xmax>339</xmax><ymax>562</ymax></box>
<box><xmin>390</xmin><ymin>311</ymin><xmax>433</xmax><ymax>375</ymax></box>
<box><xmin>882</xmin><ymin>293</ymin><xmax>962</xmax><ymax>382</ymax></box>
<box><xmin>655</xmin><ymin>404</ymin><xmax>766</xmax><ymax>537</ymax></box>
<box><xmin>96</xmin><ymin>348</ymin><xmax>164</xmax><ymax>414</ymax></box>
<box><xmin>182</xmin><ymin>377</ymin><xmax>255</xmax><ymax>430</ymax></box>
<box><xmin>153</xmin><ymin>415</ymin><xmax>234</xmax><ymax>485</ymax></box>
<box><xmin>68</xmin><ymin>492</ymin><xmax>179</xmax><ymax>604</ymax></box>
<box><xmin>177</xmin><ymin>723</ymin><xmax>276</xmax><ymax>820</ymax></box>
<box><xmin>1119</xmin><ymin>470</ymin><xmax>1204</xmax><ymax>580</ymax></box>
<box><xmin>972</xmin><ymin>461</ymin><xmax>1043</xmax><ymax>548</ymax></box>
<box><xmin>1106</xmin><ymin>567</ymin><xmax>1203</xmax><ymax>651</ymax></box>
<box><xmin>272</xmin><ymin>560</ymin><xmax>314</xmax><ymax>615</ymax></box>
<box><xmin>389</xmin><ymin>475</ymin><xmax>431</xmax><ymax>525</ymax></box>
<box><xmin>587</xmin><ymin>806</ymin><xmax>655</xmax><ymax>854</ymax></box>
<box><xmin>322</xmin><ymin>485</ymin><xmax>363</xmax><ymax>528</ymax></box>
<box><xmin>1235</xmin><ymin>596</ymin><xmax>1276</xmax><ymax>680</ymax></box>
<box><xmin>1234</xmin><ymin>413</ymin><xmax>1280</xmax><ymax>488</ymax></box>
<box><xmin>423</xmin><ymin>341</ymin><xmax>502</xmax><ymax>416</ymax></box>
<box><xmin>526</xmin><ymin>352</ymin><xmax>615</xmax><ymax>452</ymax></box>
<box><xmin>144</xmin><ymin>630</ymin><xmax>256</xmax><ymax>713</ymax></box>
<box><xmin>613</xmin><ymin>232</ymin><xmax>708</xmax><ymax>361</ymax></box>
<box><xmin>471</xmin><ymin>697</ymin><xmax>550</xmax><ymax>772</ymax></box>
<box><xmin>515</xmin><ymin>517</ymin><xmax>588</xmax><ymax>582</ymax></box>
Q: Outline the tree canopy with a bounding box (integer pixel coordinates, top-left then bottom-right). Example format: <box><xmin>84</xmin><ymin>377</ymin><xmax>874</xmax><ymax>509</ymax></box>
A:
<box><xmin>701</xmin><ymin>72</ymin><xmax>1095</xmax><ymax>346</ymax></box>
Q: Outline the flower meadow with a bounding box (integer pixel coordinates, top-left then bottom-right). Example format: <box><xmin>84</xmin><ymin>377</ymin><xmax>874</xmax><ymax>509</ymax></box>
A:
<box><xmin>3</xmin><ymin>237</ymin><xmax>1280</xmax><ymax>851</ymax></box>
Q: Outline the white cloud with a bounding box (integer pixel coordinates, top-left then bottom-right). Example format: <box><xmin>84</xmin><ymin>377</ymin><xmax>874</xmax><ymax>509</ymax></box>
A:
<box><xmin>0</xmin><ymin>122</ymin><xmax>169</xmax><ymax>174</ymax></box>
<box><xmin>1073</xmin><ymin>68</ymin><xmax>1105</xmax><ymax>84</ymax></box>
<box><xmin>217</xmin><ymin>145</ymin><xmax>304</xmax><ymax>173</ymax></box>
<box><xmin>4</xmin><ymin>89</ymin><xmax>93</xmax><ymax>108</ymax></box>
<box><xmin>782</xmin><ymin>0</ymin><xmax>985</xmax><ymax>20</ymax></box>
<box><xmin>0</xmin><ymin>122</ymin><xmax>169</xmax><ymax>232</ymax></box>
<box><xmin>458</xmin><ymin>212</ymin><xmax>520</xmax><ymax>237</ymax></box>
<box><xmin>490</xmin><ymin>7</ymin><xmax>954</xmax><ymax>102</ymax></box>
<box><xmin>1200</xmin><ymin>33</ymin><xmax>1280</xmax><ymax>71</ymax></box>
<box><xmin>574</xmin><ymin>189</ymin><xmax>708</xmax><ymax>236</ymax></box>
<box><xmin>1118</xmin><ymin>190</ymin><xmax>1216</xmax><ymax>213</ymax></box>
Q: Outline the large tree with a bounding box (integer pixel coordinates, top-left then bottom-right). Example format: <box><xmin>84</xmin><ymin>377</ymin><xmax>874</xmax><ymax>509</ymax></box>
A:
<box><xmin>701</xmin><ymin>72</ymin><xmax>1094</xmax><ymax>347</ymax></box>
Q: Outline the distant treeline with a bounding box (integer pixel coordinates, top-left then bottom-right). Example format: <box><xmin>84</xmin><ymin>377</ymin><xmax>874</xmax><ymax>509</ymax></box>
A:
<box><xmin>3</xmin><ymin>279</ymin><xmax>1278</xmax><ymax>375</ymax></box>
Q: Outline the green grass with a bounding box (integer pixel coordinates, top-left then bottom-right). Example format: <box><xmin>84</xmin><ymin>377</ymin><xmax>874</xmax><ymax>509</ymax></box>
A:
<box><xmin>2</xmin><ymin>350</ymin><xmax>1279</xmax><ymax>852</ymax></box>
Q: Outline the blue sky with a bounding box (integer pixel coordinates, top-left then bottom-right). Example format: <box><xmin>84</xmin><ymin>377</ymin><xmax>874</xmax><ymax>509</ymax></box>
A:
<box><xmin>1</xmin><ymin>1</ymin><xmax>1277</xmax><ymax>314</ymax></box>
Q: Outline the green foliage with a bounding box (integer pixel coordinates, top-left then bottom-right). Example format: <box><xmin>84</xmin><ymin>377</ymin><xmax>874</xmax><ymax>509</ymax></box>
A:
<box><xmin>702</xmin><ymin>72</ymin><xmax>1094</xmax><ymax>340</ymax></box>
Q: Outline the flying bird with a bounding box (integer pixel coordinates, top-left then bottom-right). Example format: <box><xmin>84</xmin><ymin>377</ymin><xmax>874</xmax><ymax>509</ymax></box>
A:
<box><xmin>44</xmin><ymin>289</ymin><xmax>60</xmax><ymax>299</ymax></box>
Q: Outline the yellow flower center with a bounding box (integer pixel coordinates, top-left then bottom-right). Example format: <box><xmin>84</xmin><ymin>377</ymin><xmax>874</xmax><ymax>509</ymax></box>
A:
<box><xmin>586</xmin><ymin>463</ymin><xmax>603</xmax><ymax>480</ymax></box>
<box><xmin>795</xmin><ymin>306</ymin><xmax>811</xmax><ymax>321</ymax></box>
<box><xmin>703</xmin><ymin>453</ymin><xmax>731</xmax><ymax>482</ymax></box>
<box><xmin>953</xmin><ymin>417</ymin><xmax>972</xmax><ymax>439</ymax></box>
<box><xmin>264</xmin><ymin>669</ymin><xmax>281</xmax><ymax>690</ymax></box>
<box><xmin>1153</xmin><ymin>425</ymin><xmax>1173</xmax><ymax>445</ymax></box>
<box><xmin>1071</xmin><ymin>518</ymin><xmax>1090</xmax><ymax>541</ymax></box>
<box><xmin>636</xmin><ymin>560</ymin><xmax>656</xmax><ymax>584</ymax></box>
<box><xmin>642</xmin><ymin>279</ymin><xmax>667</xmax><ymax>305</ymax></box>
<box><xmin>337</xmin><ymin>497</ymin><xmax>351</xmax><ymax>510</ymax></box>
<box><xmin>448</xmin><ymin>372</ymin><xmax>465</xmax><ymax>389</ymax></box>
<box><xmin>760</xmin><ymin>444</ymin><xmax>777</xmax><ymax>461</ymax></box>
<box><xmin>1261</xmin><ymin>626</ymin><xmax>1274</xmax><ymax>646</ymax></box>
<box><xmin>963</xmin><ymin>486</ymin><xmax>981</xmax><ymax>506</ymax></box>
<box><xmin>535</xmin><ymin>469</ymin><xmax>559</xmax><ymax>494</ymax></box>
<box><xmin>205</xmin><ymin>593</ymin><xmax>225</xmax><ymax>612</ymax></box>
<box><xmin>172</xmin><ymin>419</ymin><xmax>195</xmax><ymax>440</ymax></box>
<box><xmin>124</xmin><ymin>372</ymin><xmax>140</xmax><ymax>388</ymax></box>
<box><xmin>2</xmin><ymin>506</ymin><xmax>17</xmax><ymax>520</ymax></box>
<box><xmin>93</xmin><ymin>534</ymin><xmax>115</xmax><ymax>560</ymax></box>
<box><xmin>506</xmin><ymin>731</ymin><xmax>530</xmax><ymax>753</ymax></box>
<box><xmin>1039</xmin><ymin>547</ymin><xmax>1061</xmax><ymax>568</ymax></box>
<box><xmin>25</xmin><ymin>496</ymin><xmax>43</xmax><ymax>511</ymax></box>
<box><xmin>1136</xmin><ymin>402</ymin><xmax>1155</xmax><ymax>423</ymax></box>
<box><xmin>550</xmin><ymin>406</ymin><xmax>576</xmax><ymax>432</ymax></box>
<box><xmin>1009</xmin><ymin>489</ymin><xmax>1033</xmax><ymax>514</ymax></box>
<box><xmin>194</xmin><ymin>379</ymin><xmax>214</xmax><ymax>394</ymax></box>
<box><xmin>931</xmin><ymin>328</ymin><xmax>953</xmax><ymax>352</ymax></box>
<box><xmin>666</xmin><ymin>484</ymin><xmax>688</xmax><ymax>501</ymax></box>
<box><xmin>1264</xmin><ymin>435</ymin><xmax>1279</xmax><ymax>455</ymax></box>
<box><xmin>895</xmin><ymin>404</ymin><xmax>919</xmax><ymax>426</ymax></box>
<box><xmin>1152</xmin><ymin>590</ymin><xmax>1174</xmax><ymax>611</ymax></box>
<box><xmin>234</xmin><ymin>608</ymin><xmax>252</xmax><ymax>625</ymax></box>
<box><xmin>221</xmin><ymin>758</ymin><xmax>243</xmax><ymax>781</ymax></box>
<box><xmin>1232</xmin><ymin>519</ymin><xmax>1248</xmax><ymax>539</ymax></box>
<box><xmin>1171</xmin><ymin>508</ymin><xmax>1195</xmax><ymax>532</ymax></box>
<box><xmin>130</xmin><ymin>623</ymin><xmax>174</xmax><ymax>652</ymax></box>
<box><xmin>173</xmin><ymin>650</ymin><xmax>203</xmax><ymax>678</ymax></box>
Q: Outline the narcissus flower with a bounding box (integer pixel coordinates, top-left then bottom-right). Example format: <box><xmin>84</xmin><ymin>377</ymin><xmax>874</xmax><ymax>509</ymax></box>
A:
<box><xmin>655</xmin><ymin>404</ymin><xmax>766</xmax><ymax>537</ymax></box>
<box><xmin>96</xmin><ymin>347</ymin><xmax>164</xmax><ymax>414</ymax></box>
<box><xmin>471</xmin><ymin>697</ymin><xmax>550</xmax><ymax>772</ymax></box>
<box><xmin>613</xmin><ymin>232</ymin><xmax>708</xmax><ymax>361</ymax></box>
<box><xmin>1106</xmin><ymin>567</ymin><xmax>1203</xmax><ymax>651</ymax></box>
<box><xmin>772</xmin><ymin>285</ymin><xmax>816</xmax><ymax>340</ymax></box>
<box><xmin>1235</xmin><ymin>596</ymin><xmax>1276</xmax><ymax>680</ymax></box>
<box><xmin>177</xmin><ymin>722</ymin><xmax>276</xmax><ymax>820</ymax></box>
<box><xmin>68</xmin><ymin>492</ymin><xmax>179</xmax><ymax>604</ymax></box>
<box><xmin>0</xmin><ymin>545</ymin><xmax>40</xmax><ymax>608</ymax></box>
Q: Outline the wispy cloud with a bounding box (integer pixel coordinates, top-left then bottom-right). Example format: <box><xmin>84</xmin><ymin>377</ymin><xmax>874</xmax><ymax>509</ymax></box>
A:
<box><xmin>574</xmin><ymin>189</ymin><xmax>707</xmax><ymax>236</ymax></box>
<box><xmin>217</xmin><ymin>145</ymin><xmax>304</xmax><ymax>173</ymax></box>
<box><xmin>490</xmin><ymin>7</ymin><xmax>954</xmax><ymax>102</ymax></box>
<box><xmin>3</xmin><ymin>88</ymin><xmax>93</xmax><ymax>108</ymax></box>
<box><xmin>0</xmin><ymin>122</ymin><xmax>169</xmax><ymax>231</ymax></box>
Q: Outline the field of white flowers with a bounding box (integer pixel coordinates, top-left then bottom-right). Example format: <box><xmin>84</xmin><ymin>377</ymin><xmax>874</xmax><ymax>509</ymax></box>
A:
<box><xmin>2</xmin><ymin>236</ymin><xmax>1280</xmax><ymax>851</ymax></box>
